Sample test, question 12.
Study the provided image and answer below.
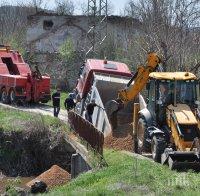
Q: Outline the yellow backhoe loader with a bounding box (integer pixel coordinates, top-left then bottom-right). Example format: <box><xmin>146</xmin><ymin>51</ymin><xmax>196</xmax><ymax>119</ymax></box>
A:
<box><xmin>107</xmin><ymin>52</ymin><xmax>200</xmax><ymax>170</ymax></box>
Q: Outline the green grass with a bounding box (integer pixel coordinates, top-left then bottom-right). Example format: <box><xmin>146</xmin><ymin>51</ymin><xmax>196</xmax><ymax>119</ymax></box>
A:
<box><xmin>46</xmin><ymin>90</ymin><xmax>68</xmax><ymax>110</ymax></box>
<box><xmin>48</xmin><ymin>149</ymin><xmax>200</xmax><ymax>196</ymax></box>
<box><xmin>0</xmin><ymin>106</ymin><xmax>70</xmax><ymax>132</ymax></box>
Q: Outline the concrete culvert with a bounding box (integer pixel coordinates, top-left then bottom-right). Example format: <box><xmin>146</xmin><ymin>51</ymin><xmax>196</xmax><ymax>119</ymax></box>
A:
<box><xmin>0</xmin><ymin>120</ymin><xmax>76</xmax><ymax>177</ymax></box>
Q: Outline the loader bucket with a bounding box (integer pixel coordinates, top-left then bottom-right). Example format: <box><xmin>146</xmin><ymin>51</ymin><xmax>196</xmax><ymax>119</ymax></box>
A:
<box><xmin>105</xmin><ymin>100</ymin><xmax>120</xmax><ymax>117</ymax></box>
<box><xmin>162</xmin><ymin>151</ymin><xmax>200</xmax><ymax>171</ymax></box>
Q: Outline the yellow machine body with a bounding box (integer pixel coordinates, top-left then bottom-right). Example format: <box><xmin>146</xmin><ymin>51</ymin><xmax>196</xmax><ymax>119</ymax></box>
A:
<box><xmin>118</xmin><ymin>52</ymin><xmax>160</xmax><ymax>102</ymax></box>
<box><xmin>167</xmin><ymin>104</ymin><xmax>199</xmax><ymax>151</ymax></box>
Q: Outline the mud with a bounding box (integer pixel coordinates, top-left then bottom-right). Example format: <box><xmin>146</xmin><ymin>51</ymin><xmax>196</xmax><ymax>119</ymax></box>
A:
<box><xmin>0</xmin><ymin>176</ymin><xmax>34</xmax><ymax>194</ymax></box>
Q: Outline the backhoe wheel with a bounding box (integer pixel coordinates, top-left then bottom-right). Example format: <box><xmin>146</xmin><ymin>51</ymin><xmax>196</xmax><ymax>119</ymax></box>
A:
<box><xmin>137</xmin><ymin>118</ymin><xmax>150</xmax><ymax>153</ymax></box>
<box><xmin>9</xmin><ymin>89</ymin><xmax>16</xmax><ymax>104</ymax></box>
<box><xmin>1</xmin><ymin>89</ymin><xmax>8</xmax><ymax>104</ymax></box>
<box><xmin>151</xmin><ymin>136</ymin><xmax>166</xmax><ymax>163</ymax></box>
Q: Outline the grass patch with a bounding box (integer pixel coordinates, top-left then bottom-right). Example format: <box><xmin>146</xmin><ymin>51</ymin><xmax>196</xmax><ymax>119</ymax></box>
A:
<box><xmin>46</xmin><ymin>90</ymin><xmax>68</xmax><ymax>110</ymax></box>
<box><xmin>0</xmin><ymin>106</ymin><xmax>70</xmax><ymax>133</ymax></box>
<box><xmin>48</xmin><ymin>149</ymin><xmax>200</xmax><ymax>195</ymax></box>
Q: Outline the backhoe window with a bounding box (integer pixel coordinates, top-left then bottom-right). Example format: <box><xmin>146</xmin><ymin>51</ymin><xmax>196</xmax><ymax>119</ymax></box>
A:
<box><xmin>176</xmin><ymin>80</ymin><xmax>196</xmax><ymax>104</ymax></box>
<box><xmin>158</xmin><ymin>81</ymin><xmax>172</xmax><ymax>105</ymax></box>
<box><xmin>158</xmin><ymin>80</ymin><xmax>197</xmax><ymax>105</ymax></box>
<box><xmin>2</xmin><ymin>57</ymin><xmax>20</xmax><ymax>75</ymax></box>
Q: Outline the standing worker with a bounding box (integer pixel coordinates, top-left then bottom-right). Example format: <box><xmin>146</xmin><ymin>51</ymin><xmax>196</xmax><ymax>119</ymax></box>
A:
<box><xmin>52</xmin><ymin>89</ymin><xmax>61</xmax><ymax>117</ymax></box>
<box><xmin>64</xmin><ymin>93</ymin><xmax>76</xmax><ymax>111</ymax></box>
<box><xmin>85</xmin><ymin>99</ymin><xmax>104</xmax><ymax>124</ymax></box>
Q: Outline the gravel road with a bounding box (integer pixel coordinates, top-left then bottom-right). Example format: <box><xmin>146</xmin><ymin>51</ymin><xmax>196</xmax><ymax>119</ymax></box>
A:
<box><xmin>0</xmin><ymin>103</ymin><xmax>68</xmax><ymax>122</ymax></box>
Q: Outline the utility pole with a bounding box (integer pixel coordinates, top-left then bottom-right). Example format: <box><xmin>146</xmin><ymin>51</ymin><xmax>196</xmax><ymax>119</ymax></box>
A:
<box><xmin>85</xmin><ymin>0</ymin><xmax>108</xmax><ymax>58</ymax></box>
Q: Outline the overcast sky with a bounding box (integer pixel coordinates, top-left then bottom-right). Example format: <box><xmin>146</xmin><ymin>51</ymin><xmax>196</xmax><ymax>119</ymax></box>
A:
<box><xmin>2</xmin><ymin>0</ymin><xmax>128</xmax><ymax>15</ymax></box>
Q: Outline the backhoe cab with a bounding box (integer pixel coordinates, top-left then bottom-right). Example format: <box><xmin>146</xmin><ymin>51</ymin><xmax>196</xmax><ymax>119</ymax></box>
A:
<box><xmin>135</xmin><ymin>71</ymin><xmax>200</xmax><ymax>170</ymax></box>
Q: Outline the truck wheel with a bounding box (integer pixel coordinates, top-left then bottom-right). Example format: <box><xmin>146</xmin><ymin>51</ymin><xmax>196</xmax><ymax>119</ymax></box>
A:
<box><xmin>151</xmin><ymin>136</ymin><xmax>166</xmax><ymax>163</ymax></box>
<box><xmin>9</xmin><ymin>90</ymin><xmax>16</xmax><ymax>104</ymax></box>
<box><xmin>41</xmin><ymin>100</ymin><xmax>49</xmax><ymax>104</ymax></box>
<box><xmin>1</xmin><ymin>89</ymin><xmax>8</xmax><ymax>104</ymax></box>
<box><xmin>137</xmin><ymin>118</ymin><xmax>150</xmax><ymax>153</ymax></box>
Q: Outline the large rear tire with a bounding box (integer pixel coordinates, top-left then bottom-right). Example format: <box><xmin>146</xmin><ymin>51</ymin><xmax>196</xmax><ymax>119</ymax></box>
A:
<box><xmin>1</xmin><ymin>88</ymin><xmax>8</xmax><ymax>104</ymax></box>
<box><xmin>151</xmin><ymin>136</ymin><xmax>166</xmax><ymax>163</ymax></box>
<box><xmin>137</xmin><ymin>118</ymin><xmax>150</xmax><ymax>153</ymax></box>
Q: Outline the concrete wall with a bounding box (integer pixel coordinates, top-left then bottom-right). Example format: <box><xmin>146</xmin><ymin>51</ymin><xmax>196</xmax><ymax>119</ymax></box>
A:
<box><xmin>26</xmin><ymin>13</ymin><xmax>142</xmax><ymax>89</ymax></box>
<box><xmin>27</xmin><ymin>14</ymin><xmax>88</xmax><ymax>52</ymax></box>
<box><xmin>27</xmin><ymin>14</ymin><xmax>142</xmax><ymax>52</ymax></box>
<box><xmin>71</xmin><ymin>153</ymin><xmax>91</xmax><ymax>178</ymax></box>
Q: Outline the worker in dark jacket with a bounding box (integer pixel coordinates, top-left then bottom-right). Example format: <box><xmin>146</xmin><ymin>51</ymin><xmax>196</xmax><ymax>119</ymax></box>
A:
<box><xmin>85</xmin><ymin>99</ymin><xmax>104</xmax><ymax>124</ymax></box>
<box><xmin>52</xmin><ymin>89</ymin><xmax>61</xmax><ymax>117</ymax></box>
<box><xmin>64</xmin><ymin>93</ymin><xmax>76</xmax><ymax>111</ymax></box>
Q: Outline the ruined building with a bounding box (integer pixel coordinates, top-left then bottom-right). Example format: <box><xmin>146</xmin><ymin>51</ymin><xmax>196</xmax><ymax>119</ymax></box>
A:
<box><xmin>26</xmin><ymin>12</ymin><xmax>142</xmax><ymax>89</ymax></box>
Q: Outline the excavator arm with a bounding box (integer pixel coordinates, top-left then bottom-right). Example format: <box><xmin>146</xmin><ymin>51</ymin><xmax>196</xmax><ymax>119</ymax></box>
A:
<box><xmin>105</xmin><ymin>52</ymin><xmax>161</xmax><ymax>120</ymax></box>
<box><xmin>118</xmin><ymin>52</ymin><xmax>161</xmax><ymax>102</ymax></box>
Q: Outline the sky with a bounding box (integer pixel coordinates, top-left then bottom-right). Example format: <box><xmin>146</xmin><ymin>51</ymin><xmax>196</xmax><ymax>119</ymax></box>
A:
<box><xmin>2</xmin><ymin>0</ymin><xmax>129</xmax><ymax>15</ymax></box>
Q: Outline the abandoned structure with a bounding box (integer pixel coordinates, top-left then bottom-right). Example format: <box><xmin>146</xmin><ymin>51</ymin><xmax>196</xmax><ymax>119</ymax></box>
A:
<box><xmin>26</xmin><ymin>12</ymin><xmax>142</xmax><ymax>89</ymax></box>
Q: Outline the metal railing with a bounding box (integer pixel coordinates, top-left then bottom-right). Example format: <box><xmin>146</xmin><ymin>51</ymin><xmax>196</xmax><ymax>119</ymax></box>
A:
<box><xmin>68</xmin><ymin>111</ymin><xmax>104</xmax><ymax>155</ymax></box>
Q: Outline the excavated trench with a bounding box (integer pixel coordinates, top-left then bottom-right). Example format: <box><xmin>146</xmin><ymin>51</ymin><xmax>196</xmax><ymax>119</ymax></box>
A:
<box><xmin>0</xmin><ymin>124</ymin><xmax>76</xmax><ymax>177</ymax></box>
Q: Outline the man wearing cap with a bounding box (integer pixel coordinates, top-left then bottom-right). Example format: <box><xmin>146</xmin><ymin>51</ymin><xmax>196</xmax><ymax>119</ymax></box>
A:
<box><xmin>52</xmin><ymin>89</ymin><xmax>61</xmax><ymax>117</ymax></box>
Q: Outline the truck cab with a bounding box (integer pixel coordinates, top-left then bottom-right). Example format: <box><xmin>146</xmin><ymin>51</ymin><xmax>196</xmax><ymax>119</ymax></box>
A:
<box><xmin>76</xmin><ymin>59</ymin><xmax>132</xmax><ymax>99</ymax></box>
<box><xmin>0</xmin><ymin>45</ymin><xmax>51</xmax><ymax>104</ymax></box>
<box><xmin>146</xmin><ymin>72</ymin><xmax>199</xmax><ymax>125</ymax></box>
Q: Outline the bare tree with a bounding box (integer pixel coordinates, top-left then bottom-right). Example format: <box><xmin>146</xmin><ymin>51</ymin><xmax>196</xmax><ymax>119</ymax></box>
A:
<box><xmin>28</xmin><ymin>0</ymin><xmax>44</xmax><ymax>13</ymax></box>
<box><xmin>124</xmin><ymin>0</ymin><xmax>200</xmax><ymax>71</ymax></box>
<box><xmin>0</xmin><ymin>1</ymin><xmax>35</xmax><ymax>53</ymax></box>
<box><xmin>80</xmin><ymin>1</ymin><xmax>87</xmax><ymax>15</ymax></box>
<box><xmin>55</xmin><ymin>0</ymin><xmax>74</xmax><ymax>15</ymax></box>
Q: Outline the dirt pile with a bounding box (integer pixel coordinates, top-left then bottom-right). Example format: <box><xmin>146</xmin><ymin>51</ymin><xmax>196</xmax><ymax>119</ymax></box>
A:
<box><xmin>27</xmin><ymin>165</ymin><xmax>71</xmax><ymax>188</ymax></box>
<box><xmin>104</xmin><ymin>124</ymin><xmax>133</xmax><ymax>151</ymax></box>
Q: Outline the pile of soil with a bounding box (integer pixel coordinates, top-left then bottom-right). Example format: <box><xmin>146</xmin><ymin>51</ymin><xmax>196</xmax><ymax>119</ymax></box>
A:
<box><xmin>104</xmin><ymin>124</ymin><xmax>134</xmax><ymax>151</ymax></box>
<box><xmin>27</xmin><ymin>165</ymin><xmax>71</xmax><ymax>188</ymax></box>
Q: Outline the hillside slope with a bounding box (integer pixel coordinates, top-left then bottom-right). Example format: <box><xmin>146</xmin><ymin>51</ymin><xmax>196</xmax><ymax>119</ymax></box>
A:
<box><xmin>49</xmin><ymin>149</ymin><xmax>200</xmax><ymax>195</ymax></box>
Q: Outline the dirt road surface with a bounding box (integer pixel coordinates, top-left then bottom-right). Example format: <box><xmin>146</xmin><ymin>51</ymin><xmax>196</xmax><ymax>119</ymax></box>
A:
<box><xmin>0</xmin><ymin>103</ymin><xmax>68</xmax><ymax>122</ymax></box>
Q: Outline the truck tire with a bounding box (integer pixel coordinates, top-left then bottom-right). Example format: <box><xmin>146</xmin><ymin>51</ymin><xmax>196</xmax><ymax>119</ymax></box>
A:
<box><xmin>151</xmin><ymin>136</ymin><xmax>166</xmax><ymax>163</ymax></box>
<box><xmin>1</xmin><ymin>88</ymin><xmax>8</xmax><ymax>104</ymax></box>
<box><xmin>137</xmin><ymin>118</ymin><xmax>150</xmax><ymax>153</ymax></box>
<box><xmin>9</xmin><ymin>89</ymin><xmax>16</xmax><ymax>104</ymax></box>
<box><xmin>41</xmin><ymin>100</ymin><xmax>49</xmax><ymax>104</ymax></box>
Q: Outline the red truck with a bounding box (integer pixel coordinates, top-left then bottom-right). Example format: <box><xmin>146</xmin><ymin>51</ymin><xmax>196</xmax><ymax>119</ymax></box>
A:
<box><xmin>0</xmin><ymin>45</ymin><xmax>51</xmax><ymax>104</ymax></box>
<box><xmin>74</xmin><ymin>59</ymin><xmax>133</xmax><ymax>136</ymax></box>
<box><xmin>76</xmin><ymin>58</ymin><xmax>132</xmax><ymax>100</ymax></box>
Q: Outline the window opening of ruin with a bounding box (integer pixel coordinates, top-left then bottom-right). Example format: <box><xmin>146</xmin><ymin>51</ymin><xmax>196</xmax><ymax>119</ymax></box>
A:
<box><xmin>43</xmin><ymin>20</ymin><xmax>54</xmax><ymax>30</ymax></box>
<box><xmin>2</xmin><ymin>57</ymin><xmax>20</xmax><ymax>75</ymax></box>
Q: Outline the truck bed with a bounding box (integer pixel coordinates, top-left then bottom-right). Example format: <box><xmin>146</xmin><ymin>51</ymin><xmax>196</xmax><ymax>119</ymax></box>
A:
<box><xmin>84</xmin><ymin>73</ymin><xmax>133</xmax><ymax>136</ymax></box>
